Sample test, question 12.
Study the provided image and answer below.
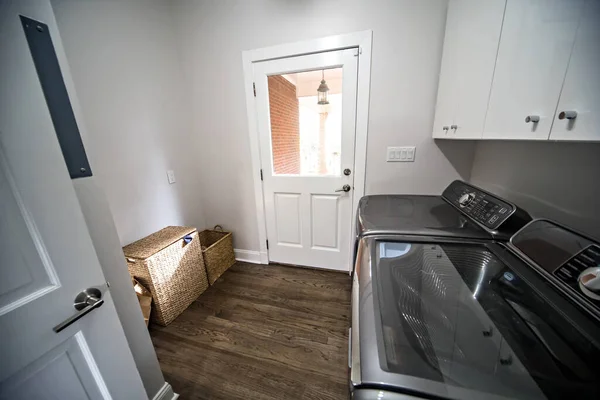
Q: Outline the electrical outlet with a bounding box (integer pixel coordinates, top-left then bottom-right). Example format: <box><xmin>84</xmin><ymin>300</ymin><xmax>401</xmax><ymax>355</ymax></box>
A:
<box><xmin>167</xmin><ymin>170</ymin><xmax>176</xmax><ymax>184</ymax></box>
<box><xmin>386</xmin><ymin>146</ymin><xmax>416</xmax><ymax>162</ymax></box>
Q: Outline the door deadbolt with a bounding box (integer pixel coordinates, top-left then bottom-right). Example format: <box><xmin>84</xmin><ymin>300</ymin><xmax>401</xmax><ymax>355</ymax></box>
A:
<box><xmin>343</xmin><ymin>168</ymin><xmax>352</xmax><ymax>176</ymax></box>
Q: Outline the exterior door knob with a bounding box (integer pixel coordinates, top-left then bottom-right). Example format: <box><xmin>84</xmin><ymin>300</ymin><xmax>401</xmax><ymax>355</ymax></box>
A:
<box><xmin>335</xmin><ymin>184</ymin><xmax>351</xmax><ymax>193</ymax></box>
<box><xmin>525</xmin><ymin>115</ymin><xmax>540</xmax><ymax>123</ymax></box>
<box><xmin>558</xmin><ymin>111</ymin><xmax>577</xmax><ymax>120</ymax></box>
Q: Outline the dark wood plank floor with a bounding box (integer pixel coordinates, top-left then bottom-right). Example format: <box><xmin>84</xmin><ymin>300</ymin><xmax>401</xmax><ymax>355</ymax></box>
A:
<box><xmin>149</xmin><ymin>262</ymin><xmax>352</xmax><ymax>400</ymax></box>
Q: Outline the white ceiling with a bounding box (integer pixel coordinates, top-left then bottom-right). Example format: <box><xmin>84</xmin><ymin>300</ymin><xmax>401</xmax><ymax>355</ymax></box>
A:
<box><xmin>283</xmin><ymin>68</ymin><xmax>343</xmax><ymax>85</ymax></box>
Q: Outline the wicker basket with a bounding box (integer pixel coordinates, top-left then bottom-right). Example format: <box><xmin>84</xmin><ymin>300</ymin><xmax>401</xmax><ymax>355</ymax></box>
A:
<box><xmin>123</xmin><ymin>226</ymin><xmax>208</xmax><ymax>326</ymax></box>
<box><xmin>199</xmin><ymin>225</ymin><xmax>236</xmax><ymax>285</ymax></box>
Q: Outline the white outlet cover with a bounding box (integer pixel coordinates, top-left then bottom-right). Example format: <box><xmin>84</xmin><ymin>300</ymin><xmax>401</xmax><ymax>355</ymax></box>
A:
<box><xmin>387</xmin><ymin>146</ymin><xmax>416</xmax><ymax>162</ymax></box>
<box><xmin>387</xmin><ymin>147</ymin><xmax>395</xmax><ymax>160</ymax></box>
<box><xmin>167</xmin><ymin>170</ymin><xmax>176</xmax><ymax>184</ymax></box>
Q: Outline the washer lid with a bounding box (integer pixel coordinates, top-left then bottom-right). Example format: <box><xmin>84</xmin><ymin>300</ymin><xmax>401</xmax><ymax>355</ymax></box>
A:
<box><xmin>357</xmin><ymin>195</ymin><xmax>490</xmax><ymax>239</ymax></box>
<box><xmin>356</xmin><ymin>236</ymin><xmax>600</xmax><ymax>400</ymax></box>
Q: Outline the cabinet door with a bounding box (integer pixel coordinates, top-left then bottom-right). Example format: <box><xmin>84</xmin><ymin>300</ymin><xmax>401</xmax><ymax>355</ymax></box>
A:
<box><xmin>433</xmin><ymin>0</ymin><xmax>506</xmax><ymax>139</ymax></box>
<box><xmin>432</xmin><ymin>2</ymin><xmax>459</xmax><ymax>139</ymax></box>
<box><xmin>550</xmin><ymin>0</ymin><xmax>600</xmax><ymax>141</ymax></box>
<box><xmin>484</xmin><ymin>0</ymin><xmax>585</xmax><ymax>140</ymax></box>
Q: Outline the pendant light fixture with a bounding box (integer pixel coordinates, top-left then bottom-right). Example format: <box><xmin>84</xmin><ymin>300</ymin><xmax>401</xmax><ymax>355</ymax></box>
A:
<box><xmin>317</xmin><ymin>70</ymin><xmax>329</xmax><ymax>105</ymax></box>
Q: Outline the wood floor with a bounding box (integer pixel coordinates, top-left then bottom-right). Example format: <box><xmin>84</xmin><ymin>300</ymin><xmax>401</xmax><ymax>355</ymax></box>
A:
<box><xmin>149</xmin><ymin>262</ymin><xmax>352</xmax><ymax>400</ymax></box>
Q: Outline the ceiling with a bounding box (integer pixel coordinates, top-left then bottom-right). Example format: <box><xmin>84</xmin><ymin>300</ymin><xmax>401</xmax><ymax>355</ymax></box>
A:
<box><xmin>283</xmin><ymin>67</ymin><xmax>343</xmax><ymax>86</ymax></box>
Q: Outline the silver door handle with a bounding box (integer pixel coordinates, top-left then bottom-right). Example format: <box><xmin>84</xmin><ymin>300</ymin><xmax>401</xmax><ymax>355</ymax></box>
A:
<box><xmin>335</xmin><ymin>184</ymin><xmax>351</xmax><ymax>193</ymax></box>
<box><xmin>525</xmin><ymin>115</ymin><xmax>540</xmax><ymax>123</ymax></box>
<box><xmin>53</xmin><ymin>288</ymin><xmax>104</xmax><ymax>333</ymax></box>
<box><xmin>558</xmin><ymin>110</ymin><xmax>577</xmax><ymax>120</ymax></box>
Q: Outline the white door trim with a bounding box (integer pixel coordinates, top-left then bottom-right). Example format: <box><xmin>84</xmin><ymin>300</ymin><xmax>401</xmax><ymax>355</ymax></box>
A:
<box><xmin>152</xmin><ymin>382</ymin><xmax>179</xmax><ymax>400</ymax></box>
<box><xmin>242</xmin><ymin>30</ymin><xmax>372</xmax><ymax>265</ymax></box>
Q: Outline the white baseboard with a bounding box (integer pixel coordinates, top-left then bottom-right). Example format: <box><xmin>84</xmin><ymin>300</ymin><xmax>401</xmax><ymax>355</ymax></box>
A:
<box><xmin>152</xmin><ymin>382</ymin><xmax>178</xmax><ymax>400</ymax></box>
<box><xmin>234</xmin><ymin>248</ymin><xmax>267</xmax><ymax>264</ymax></box>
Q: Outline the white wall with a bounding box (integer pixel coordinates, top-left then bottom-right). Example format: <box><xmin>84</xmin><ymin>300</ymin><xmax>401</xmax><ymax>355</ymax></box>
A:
<box><xmin>51</xmin><ymin>0</ymin><xmax>205</xmax><ymax>246</ymax></box>
<box><xmin>470</xmin><ymin>141</ymin><xmax>600</xmax><ymax>240</ymax></box>
<box><xmin>172</xmin><ymin>0</ymin><xmax>475</xmax><ymax>252</ymax></box>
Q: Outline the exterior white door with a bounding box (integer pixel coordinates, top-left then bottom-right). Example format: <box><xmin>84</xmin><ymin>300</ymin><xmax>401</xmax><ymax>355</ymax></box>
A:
<box><xmin>0</xmin><ymin>1</ymin><xmax>147</xmax><ymax>399</ymax></box>
<box><xmin>253</xmin><ymin>49</ymin><xmax>358</xmax><ymax>271</ymax></box>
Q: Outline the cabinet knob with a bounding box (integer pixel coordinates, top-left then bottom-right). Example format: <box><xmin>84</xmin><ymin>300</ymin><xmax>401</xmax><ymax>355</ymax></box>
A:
<box><xmin>443</xmin><ymin>126</ymin><xmax>449</xmax><ymax>131</ymax></box>
<box><xmin>450</xmin><ymin>125</ymin><xmax>458</xmax><ymax>131</ymax></box>
<box><xmin>525</xmin><ymin>115</ymin><xmax>540</xmax><ymax>123</ymax></box>
<box><xmin>558</xmin><ymin>111</ymin><xmax>577</xmax><ymax>120</ymax></box>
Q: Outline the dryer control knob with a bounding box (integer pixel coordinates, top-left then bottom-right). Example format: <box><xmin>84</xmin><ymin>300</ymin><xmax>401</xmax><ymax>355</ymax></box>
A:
<box><xmin>579</xmin><ymin>267</ymin><xmax>600</xmax><ymax>300</ymax></box>
<box><xmin>459</xmin><ymin>192</ymin><xmax>475</xmax><ymax>208</ymax></box>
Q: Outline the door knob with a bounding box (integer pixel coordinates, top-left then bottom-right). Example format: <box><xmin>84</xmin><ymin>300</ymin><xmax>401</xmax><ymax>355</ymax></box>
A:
<box><xmin>525</xmin><ymin>115</ymin><xmax>540</xmax><ymax>123</ymax></box>
<box><xmin>335</xmin><ymin>184</ymin><xmax>351</xmax><ymax>193</ymax></box>
<box><xmin>558</xmin><ymin>111</ymin><xmax>577</xmax><ymax>120</ymax></box>
<box><xmin>53</xmin><ymin>288</ymin><xmax>104</xmax><ymax>333</ymax></box>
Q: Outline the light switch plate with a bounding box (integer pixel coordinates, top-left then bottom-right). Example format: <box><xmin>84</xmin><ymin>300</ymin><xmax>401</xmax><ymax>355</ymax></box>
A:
<box><xmin>167</xmin><ymin>170</ymin><xmax>176</xmax><ymax>184</ymax></box>
<box><xmin>386</xmin><ymin>146</ymin><xmax>416</xmax><ymax>162</ymax></box>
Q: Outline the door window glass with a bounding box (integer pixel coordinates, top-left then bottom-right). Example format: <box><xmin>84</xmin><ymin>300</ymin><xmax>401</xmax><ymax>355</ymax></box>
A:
<box><xmin>267</xmin><ymin>68</ymin><xmax>343</xmax><ymax>176</ymax></box>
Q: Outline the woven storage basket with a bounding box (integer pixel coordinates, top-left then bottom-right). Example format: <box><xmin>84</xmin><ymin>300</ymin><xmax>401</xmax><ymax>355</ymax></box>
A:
<box><xmin>199</xmin><ymin>225</ymin><xmax>236</xmax><ymax>285</ymax></box>
<box><xmin>123</xmin><ymin>226</ymin><xmax>208</xmax><ymax>326</ymax></box>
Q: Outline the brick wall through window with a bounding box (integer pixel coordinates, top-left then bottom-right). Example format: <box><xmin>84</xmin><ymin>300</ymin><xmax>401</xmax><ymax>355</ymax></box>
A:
<box><xmin>268</xmin><ymin>76</ymin><xmax>300</xmax><ymax>174</ymax></box>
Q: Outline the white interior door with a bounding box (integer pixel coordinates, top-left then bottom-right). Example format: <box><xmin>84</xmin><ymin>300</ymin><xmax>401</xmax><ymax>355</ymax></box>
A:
<box><xmin>0</xmin><ymin>1</ymin><xmax>146</xmax><ymax>399</ymax></box>
<box><xmin>254</xmin><ymin>49</ymin><xmax>358</xmax><ymax>271</ymax></box>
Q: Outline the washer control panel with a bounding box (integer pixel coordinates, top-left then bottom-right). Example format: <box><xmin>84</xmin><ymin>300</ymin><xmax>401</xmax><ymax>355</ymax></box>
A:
<box><xmin>442</xmin><ymin>181</ymin><xmax>515</xmax><ymax>230</ymax></box>
<box><xmin>554</xmin><ymin>245</ymin><xmax>600</xmax><ymax>299</ymax></box>
<box><xmin>512</xmin><ymin>220</ymin><xmax>600</xmax><ymax>314</ymax></box>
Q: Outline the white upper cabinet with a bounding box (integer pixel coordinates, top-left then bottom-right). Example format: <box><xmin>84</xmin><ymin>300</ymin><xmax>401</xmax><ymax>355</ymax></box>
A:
<box><xmin>433</xmin><ymin>0</ymin><xmax>506</xmax><ymax>139</ymax></box>
<box><xmin>483</xmin><ymin>0</ymin><xmax>585</xmax><ymax>140</ymax></box>
<box><xmin>550</xmin><ymin>0</ymin><xmax>600</xmax><ymax>141</ymax></box>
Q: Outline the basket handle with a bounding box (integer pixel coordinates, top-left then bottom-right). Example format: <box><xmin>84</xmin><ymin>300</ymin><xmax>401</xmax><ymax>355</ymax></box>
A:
<box><xmin>213</xmin><ymin>225</ymin><xmax>224</xmax><ymax>232</ymax></box>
